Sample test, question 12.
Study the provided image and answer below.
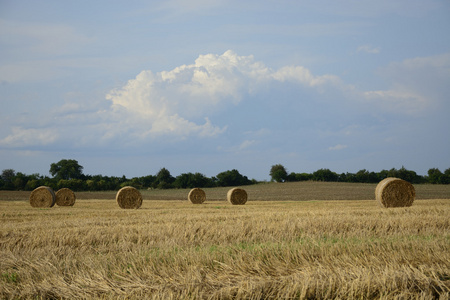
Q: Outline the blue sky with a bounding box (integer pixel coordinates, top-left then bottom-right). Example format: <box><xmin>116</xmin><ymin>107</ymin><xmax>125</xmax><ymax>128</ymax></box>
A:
<box><xmin>1</xmin><ymin>0</ymin><xmax>449</xmax><ymax>180</ymax></box>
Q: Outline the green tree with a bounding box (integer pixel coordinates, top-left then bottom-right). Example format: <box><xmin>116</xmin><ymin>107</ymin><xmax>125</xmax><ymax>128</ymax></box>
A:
<box><xmin>174</xmin><ymin>172</ymin><xmax>213</xmax><ymax>189</ymax></box>
<box><xmin>312</xmin><ymin>168</ymin><xmax>338</xmax><ymax>182</ymax></box>
<box><xmin>378</xmin><ymin>170</ymin><xmax>389</xmax><ymax>181</ymax></box>
<box><xmin>298</xmin><ymin>173</ymin><xmax>313</xmax><ymax>181</ymax></box>
<box><xmin>443</xmin><ymin>168</ymin><xmax>450</xmax><ymax>184</ymax></box>
<box><xmin>153</xmin><ymin>168</ymin><xmax>174</xmax><ymax>189</ymax></box>
<box><xmin>13</xmin><ymin>172</ymin><xmax>27</xmax><ymax>190</ymax></box>
<box><xmin>270</xmin><ymin>164</ymin><xmax>288</xmax><ymax>182</ymax></box>
<box><xmin>396</xmin><ymin>166</ymin><xmax>420</xmax><ymax>183</ymax></box>
<box><xmin>1</xmin><ymin>169</ymin><xmax>15</xmax><ymax>182</ymax></box>
<box><xmin>216</xmin><ymin>169</ymin><xmax>252</xmax><ymax>187</ymax></box>
<box><xmin>1</xmin><ymin>169</ymin><xmax>16</xmax><ymax>190</ymax></box>
<box><xmin>25</xmin><ymin>179</ymin><xmax>39</xmax><ymax>190</ymax></box>
<box><xmin>49</xmin><ymin>159</ymin><xmax>84</xmax><ymax>180</ymax></box>
<box><xmin>355</xmin><ymin>169</ymin><xmax>370</xmax><ymax>183</ymax></box>
<box><xmin>427</xmin><ymin>168</ymin><xmax>443</xmax><ymax>184</ymax></box>
<box><xmin>139</xmin><ymin>175</ymin><xmax>156</xmax><ymax>189</ymax></box>
<box><xmin>57</xmin><ymin>179</ymin><xmax>85</xmax><ymax>191</ymax></box>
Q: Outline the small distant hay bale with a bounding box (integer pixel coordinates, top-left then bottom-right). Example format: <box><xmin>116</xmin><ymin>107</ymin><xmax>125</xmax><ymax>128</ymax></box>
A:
<box><xmin>30</xmin><ymin>186</ymin><xmax>56</xmax><ymax>208</ymax></box>
<box><xmin>227</xmin><ymin>188</ymin><xmax>248</xmax><ymax>205</ymax></box>
<box><xmin>375</xmin><ymin>177</ymin><xmax>415</xmax><ymax>208</ymax></box>
<box><xmin>116</xmin><ymin>186</ymin><xmax>143</xmax><ymax>209</ymax></box>
<box><xmin>188</xmin><ymin>188</ymin><xmax>206</xmax><ymax>204</ymax></box>
<box><xmin>55</xmin><ymin>188</ymin><xmax>76</xmax><ymax>206</ymax></box>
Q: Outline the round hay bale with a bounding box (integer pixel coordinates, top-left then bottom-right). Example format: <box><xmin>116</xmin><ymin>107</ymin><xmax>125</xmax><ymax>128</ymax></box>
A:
<box><xmin>55</xmin><ymin>188</ymin><xmax>76</xmax><ymax>206</ymax></box>
<box><xmin>188</xmin><ymin>188</ymin><xmax>206</xmax><ymax>204</ymax></box>
<box><xmin>375</xmin><ymin>177</ymin><xmax>415</xmax><ymax>208</ymax></box>
<box><xmin>116</xmin><ymin>186</ymin><xmax>143</xmax><ymax>209</ymax></box>
<box><xmin>227</xmin><ymin>188</ymin><xmax>248</xmax><ymax>205</ymax></box>
<box><xmin>30</xmin><ymin>186</ymin><xmax>56</xmax><ymax>208</ymax></box>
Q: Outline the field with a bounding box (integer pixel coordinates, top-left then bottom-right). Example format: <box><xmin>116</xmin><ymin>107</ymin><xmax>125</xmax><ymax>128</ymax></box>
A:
<box><xmin>1</xmin><ymin>182</ymin><xmax>449</xmax><ymax>299</ymax></box>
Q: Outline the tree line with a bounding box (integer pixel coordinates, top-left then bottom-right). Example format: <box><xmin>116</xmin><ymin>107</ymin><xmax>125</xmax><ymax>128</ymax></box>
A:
<box><xmin>0</xmin><ymin>159</ymin><xmax>254</xmax><ymax>191</ymax></box>
<box><xmin>1</xmin><ymin>159</ymin><xmax>449</xmax><ymax>191</ymax></box>
<box><xmin>269</xmin><ymin>164</ymin><xmax>450</xmax><ymax>184</ymax></box>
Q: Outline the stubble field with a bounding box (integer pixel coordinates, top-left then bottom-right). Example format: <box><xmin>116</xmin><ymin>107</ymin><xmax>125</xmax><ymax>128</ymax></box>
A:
<box><xmin>1</xmin><ymin>182</ymin><xmax>449</xmax><ymax>299</ymax></box>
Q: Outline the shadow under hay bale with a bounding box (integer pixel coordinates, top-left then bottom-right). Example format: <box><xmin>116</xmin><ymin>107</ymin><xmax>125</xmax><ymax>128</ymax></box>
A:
<box><xmin>30</xmin><ymin>186</ymin><xmax>56</xmax><ymax>208</ymax></box>
<box><xmin>116</xmin><ymin>186</ymin><xmax>143</xmax><ymax>209</ymax></box>
<box><xmin>188</xmin><ymin>188</ymin><xmax>206</xmax><ymax>204</ymax></box>
<box><xmin>55</xmin><ymin>188</ymin><xmax>76</xmax><ymax>206</ymax></box>
<box><xmin>227</xmin><ymin>188</ymin><xmax>248</xmax><ymax>205</ymax></box>
<box><xmin>375</xmin><ymin>177</ymin><xmax>415</xmax><ymax>208</ymax></box>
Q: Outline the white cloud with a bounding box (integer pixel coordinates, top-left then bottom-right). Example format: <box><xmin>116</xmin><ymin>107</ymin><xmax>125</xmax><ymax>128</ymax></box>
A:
<box><xmin>106</xmin><ymin>50</ymin><xmax>266</xmax><ymax>116</ymax></box>
<box><xmin>0</xmin><ymin>127</ymin><xmax>58</xmax><ymax>147</ymax></box>
<box><xmin>99</xmin><ymin>50</ymin><xmax>450</xmax><ymax>145</ymax></box>
<box><xmin>272</xmin><ymin>66</ymin><xmax>341</xmax><ymax>87</ymax></box>
<box><xmin>239</xmin><ymin>140</ymin><xmax>256</xmax><ymax>150</ymax></box>
<box><xmin>105</xmin><ymin>50</ymin><xmax>346</xmax><ymax>140</ymax></box>
<box><xmin>328</xmin><ymin>144</ymin><xmax>348</xmax><ymax>151</ymax></box>
<box><xmin>3</xmin><ymin>50</ymin><xmax>447</xmax><ymax>153</ymax></box>
<box><xmin>362</xmin><ymin>52</ymin><xmax>450</xmax><ymax>114</ymax></box>
<box><xmin>357</xmin><ymin>44</ymin><xmax>381</xmax><ymax>54</ymax></box>
<box><xmin>144</xmin><ymin>116</ymin><xmax>226</xmax><ymax>138</ymax></box>
<box><xmin>362</xmin><ymin>88</ymin><xmax>427</xmax><ymax>114</ymax></box>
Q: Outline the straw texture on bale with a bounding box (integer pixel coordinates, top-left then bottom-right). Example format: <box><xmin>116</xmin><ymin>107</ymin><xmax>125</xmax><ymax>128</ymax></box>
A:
<box><xmin>188</xmin><ymin>188</ymin><xmax>206</xmax><ymax>204</ymax></box>
<box><xmin>55</xmin><ymin>188</ymin><xmax>76</xmax><ymax>206</ymax></box>
<box><xmin>375</xmin><ymin>177</ymin><xmax>415</xmax><ymax>208</ymax></box>
<box><xmin>116</xmin><ymin>186</ymin><xmax>143</xmax><ymax>209</ymax></box>
<box><xmin>227</xmin><ymin>188</ymin><xmax>248</xmax><ymax>205</ymax></box>
<box><xmin>30</xmin><ymin>186</ymin><xmax>56</xmax><ymax>208</ymax></box>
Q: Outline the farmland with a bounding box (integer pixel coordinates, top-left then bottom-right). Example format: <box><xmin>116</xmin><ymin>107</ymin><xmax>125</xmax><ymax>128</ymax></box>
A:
<box><xmin>1</xmin><ymin>182</ymin><xmax>449</xmax><ymax>299</ymax></box>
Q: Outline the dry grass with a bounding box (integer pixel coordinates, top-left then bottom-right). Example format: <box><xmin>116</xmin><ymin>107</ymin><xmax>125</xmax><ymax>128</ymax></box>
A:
<box><xmin>1</xmin><ymin>184</ymin><xmax>449</xmax><ymax>299</ymax></box>
<box><xmin>1</xmin><ymin>181</ymin><xmax>449</xmax><ymax>201</ymax></box>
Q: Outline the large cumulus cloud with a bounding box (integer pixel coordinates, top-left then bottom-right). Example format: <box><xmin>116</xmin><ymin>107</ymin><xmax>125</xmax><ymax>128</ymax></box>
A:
<box><xmin>104</xmin><ymin>50</ymin><xmax>345</xmax><ymax>139</ymax></box>
<box><xmin>1</xmin><ymin>50</ymin><xmax>447</xmax><ymax>154</ymax></box>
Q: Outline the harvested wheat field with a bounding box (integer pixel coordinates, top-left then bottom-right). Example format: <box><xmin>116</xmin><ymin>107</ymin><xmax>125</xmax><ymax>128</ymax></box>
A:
<box><xmin>1</xmin><ymin>182</ymin><xmax>449</xmax><ymax>299</ymax></box>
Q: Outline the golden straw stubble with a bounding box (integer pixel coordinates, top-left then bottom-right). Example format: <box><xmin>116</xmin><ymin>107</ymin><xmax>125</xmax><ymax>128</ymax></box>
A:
<box><xmin>188</xmin><ymin>188</ymin><xmax>206</xmax><ymax>204</ymax></box>
<box><xmin>116</xmin><ymin>186</ymin><xmax>143</xmax><ymax>209</ymax></box>
<box><xmin>227</xmin><ymin>188</ymin><xmax>248</xmax><ymax>205</ymax></box>
<box><xmin>375</xmin><ymin>177</ymin><xmax>415</xmax><ymax>208</ymax></box>
<box><xmin>29</xmin><ymin>186</ymin><xmax>56</xmax><ymax>208</ymax></box>
<box><xmin>55</xmin><ymin>188</ymin><xmax>76</xmax><ymax>206</ymax></box>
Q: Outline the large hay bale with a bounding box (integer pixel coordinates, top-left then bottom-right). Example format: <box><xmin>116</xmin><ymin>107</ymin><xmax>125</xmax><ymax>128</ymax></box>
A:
<box><xmin>227</xmin><ymin>188</ymin><xmax>248</xmax><ymax>205</ymax></box>
<box><xmin>116</xmin><ymin>186</ymin><xmax>143</xmax><ymax>209</ymax></box>
<box><xmin>55</xmin><ymin>188</ymin><xmax>76</xmax><ymax>206</ymax></box>
<box><xmin>188</xmin><ymin>188</ymin><xmax>206</xmax><ymax>204</ymax></box>
<box><xmin>375</xmin><ymin>177</ymin><xmax>415</xmax><ymax>208</ymax></box>
<box><xmin>30</xmin><ymin>186</ymin><xmax>56</xmax><ymax>208</ymax></box>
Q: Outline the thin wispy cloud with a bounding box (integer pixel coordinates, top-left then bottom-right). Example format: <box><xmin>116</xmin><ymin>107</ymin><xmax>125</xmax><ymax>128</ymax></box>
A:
<box><xmin>328</xmin><ymin>144</ymin><xmax>348</xmax><ymax>151</ymax></box>
<box><xmin>357</xmin><ymin>45</ymin><xmax>381</xmax><ymax>54</ymax></box>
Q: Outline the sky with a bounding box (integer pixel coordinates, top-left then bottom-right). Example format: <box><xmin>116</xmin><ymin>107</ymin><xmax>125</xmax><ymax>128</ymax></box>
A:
<box><xmin>1</xmin><ymin>0</ymin><xmax>449</xmax><ymax>180</ymax></box>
